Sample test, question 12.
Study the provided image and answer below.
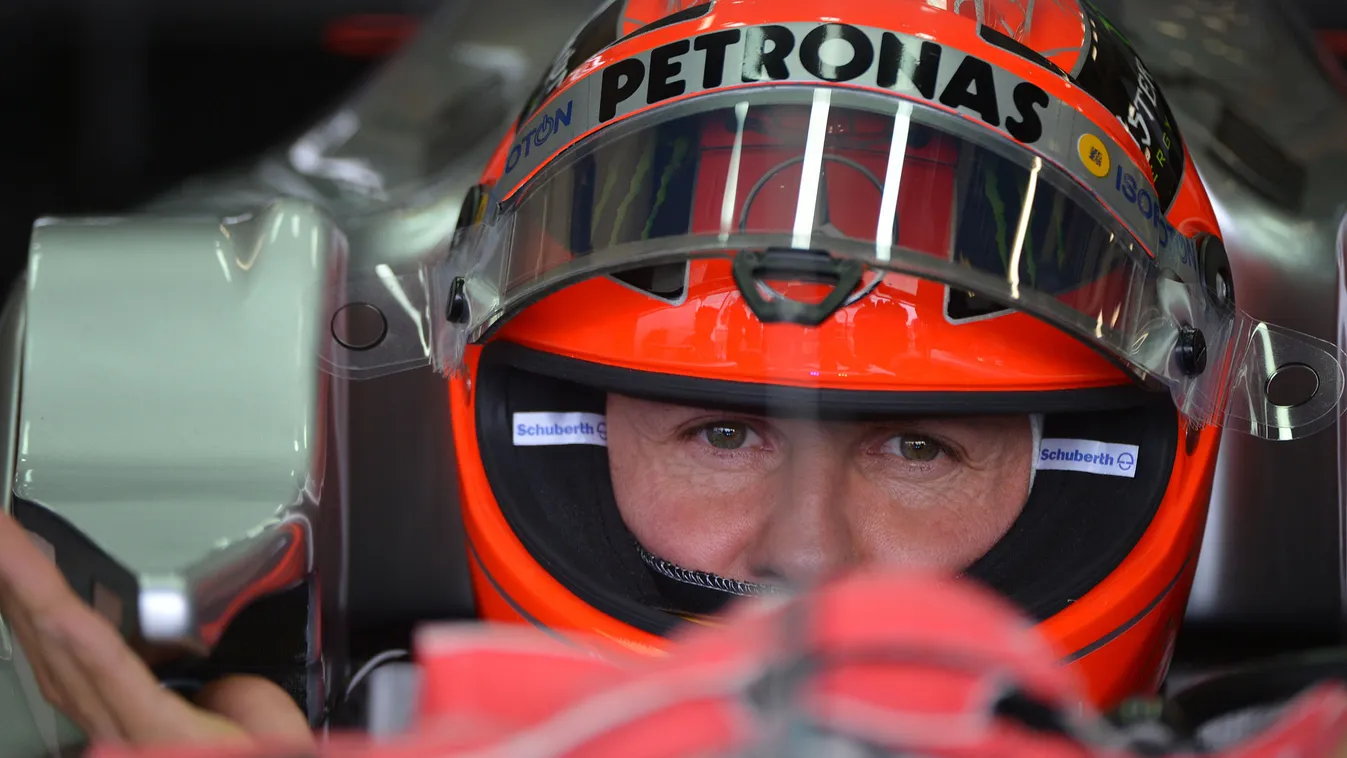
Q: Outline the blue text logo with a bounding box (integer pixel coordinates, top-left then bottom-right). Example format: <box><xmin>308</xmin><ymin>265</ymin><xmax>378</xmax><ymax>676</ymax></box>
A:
<box><xmin>515</xmin><ymin>419</ymin><xmax>606</xmax><ymax>442</ymax></box>
<box><xmin>505</xmin><ymin>100</ymin><xmax>574</xmax><ymax>175</ymax></box>
<box><xmin>1113</xmin><ymin>165</ymin><xmax>1197</xmax><ymax>271</ymax></box>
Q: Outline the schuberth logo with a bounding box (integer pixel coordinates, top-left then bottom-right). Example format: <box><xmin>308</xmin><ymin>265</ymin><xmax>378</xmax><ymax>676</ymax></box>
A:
<box><xmin>596</xmin><ymin>23</ymin><xmax>1052</xmax><ymax>143</ymax></box>
<box><xmin>1037</xmin><ymin>438</ymin><xmax>1140</xmax><ymax>479</ymax></box>
<box><xmin>512</xmin><ymin>411</ymin><xmax>609</xmax><ymax>447</ymax></box>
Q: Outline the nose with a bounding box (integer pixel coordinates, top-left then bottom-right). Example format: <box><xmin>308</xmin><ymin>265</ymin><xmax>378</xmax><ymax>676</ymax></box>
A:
<box><xmin>742</xmin><ymin>442</ymin><xmax>859</xmax><ymax>588</ymax></box>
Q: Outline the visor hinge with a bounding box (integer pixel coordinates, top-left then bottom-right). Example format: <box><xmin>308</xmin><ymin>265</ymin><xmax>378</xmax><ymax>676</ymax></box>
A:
<box><xmin>1175</xmin><ymin>326</ymin><xmax>1208</xmax><ymax>376</ymax></box>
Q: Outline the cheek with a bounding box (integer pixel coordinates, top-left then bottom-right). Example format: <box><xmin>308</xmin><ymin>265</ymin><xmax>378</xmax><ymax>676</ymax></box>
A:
<box><xmin>606</xmin><ymin>436</ymin><xmax>768</xmax><ymax>573</ymax></box>
<box><xmin>854</xmin><ymin>463</ymin><xmax>1031</xmax><ymax>571</ymax></box>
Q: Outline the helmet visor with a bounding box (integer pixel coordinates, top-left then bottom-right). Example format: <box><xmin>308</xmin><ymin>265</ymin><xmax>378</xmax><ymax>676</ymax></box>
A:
<box><xmin>332</xmin><ymin>85</ymin><xmax>1345</xmax><ymax>441</ymax></box>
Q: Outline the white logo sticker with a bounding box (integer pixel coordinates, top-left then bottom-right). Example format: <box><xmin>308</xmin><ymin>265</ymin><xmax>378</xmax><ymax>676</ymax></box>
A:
<box><xmin>513</xmin><ymin>412</ymin><xmax>608</xmax><ymax>447</ymax></box>
<box><xmin>1036</xmin><ymin>439</ymin><xmax>1140</xmax><ymax>479</ymax></box>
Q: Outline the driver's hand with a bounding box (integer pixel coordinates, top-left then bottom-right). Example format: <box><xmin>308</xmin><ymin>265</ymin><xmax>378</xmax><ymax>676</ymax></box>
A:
<box><xmin>0</xmin><ymin>510</ymin><xmax>315</xmax><ymax>748</ymax></box>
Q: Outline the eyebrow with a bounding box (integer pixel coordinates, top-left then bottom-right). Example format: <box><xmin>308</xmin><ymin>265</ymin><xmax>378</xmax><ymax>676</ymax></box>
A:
<box><xmin>622</xmin><ymin>396</ymin><xmax>1023</xmax><ymax>433</ymax></box>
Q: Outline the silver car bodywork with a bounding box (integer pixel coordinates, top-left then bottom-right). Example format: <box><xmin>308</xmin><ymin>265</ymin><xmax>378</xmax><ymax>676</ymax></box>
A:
<box><xmin>2</xmin><ymin>200</ymin><xmax>344</xmax><ymax>756</ymax></box>
<box><xmin>0</xmin><ymin>0</ymin><xmax>603</xmax><ymax>754</ymax></box>
<box><xmin>1</xmin><ymin>0</ymin><xmax>1345</xmax><ymax>755</ymax></box>
<box><xmin>1086</xmin><ymin>0</ymin><xmax>1347</xmax><ymax>635</ymax></box>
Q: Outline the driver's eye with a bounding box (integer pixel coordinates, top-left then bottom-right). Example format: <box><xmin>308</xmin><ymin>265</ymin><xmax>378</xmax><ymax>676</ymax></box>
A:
<box><xmin>703</xmin><ymin>422</ymin><xmax>754</xmax><ymax>450</ymax></box>
<box><xmin>887</xmin><ymin>435</ymin><xmax>943</xmax><ymax>462</ymax></box>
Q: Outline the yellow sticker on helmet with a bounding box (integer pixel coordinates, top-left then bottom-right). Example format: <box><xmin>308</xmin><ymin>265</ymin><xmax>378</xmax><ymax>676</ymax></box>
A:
<box><xmin>1078</xmin><ymin>133</ymin><xmax>1111</xmax><ymax>178</ymax></box>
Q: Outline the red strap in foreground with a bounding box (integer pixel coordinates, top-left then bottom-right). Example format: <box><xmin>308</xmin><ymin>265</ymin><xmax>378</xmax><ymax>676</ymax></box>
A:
<box><xmin>89</xmin><ymin>570</ymin><xmax>1347</xmax><ymax>758</ymax></box>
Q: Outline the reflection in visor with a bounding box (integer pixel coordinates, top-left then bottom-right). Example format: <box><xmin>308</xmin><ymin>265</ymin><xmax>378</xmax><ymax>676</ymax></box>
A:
<box><xmin>519</xmin><ymin>93</ymin><xmax>1130</xmax><ymax>328</ymax></box>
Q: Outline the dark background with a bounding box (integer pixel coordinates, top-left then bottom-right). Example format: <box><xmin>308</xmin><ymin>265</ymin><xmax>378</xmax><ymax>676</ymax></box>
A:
<box><xmin>0</xmin><ymin>0</ymin><xmax>441</xmax><ymax>294</ymax></box>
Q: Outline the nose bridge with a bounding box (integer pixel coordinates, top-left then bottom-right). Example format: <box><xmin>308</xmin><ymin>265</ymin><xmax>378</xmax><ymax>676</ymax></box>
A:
<box><xmin>747</xmin><ymin>426</ymin><xmax>857</xmax><ymax>584</ymax></box>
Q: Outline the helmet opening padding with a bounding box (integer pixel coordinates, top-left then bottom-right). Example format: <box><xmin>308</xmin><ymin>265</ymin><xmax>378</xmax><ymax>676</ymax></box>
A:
<box><xmin>474</xmin><ymin>340</ymin><xmax>1178</xmax><ymax>631</ymax></box>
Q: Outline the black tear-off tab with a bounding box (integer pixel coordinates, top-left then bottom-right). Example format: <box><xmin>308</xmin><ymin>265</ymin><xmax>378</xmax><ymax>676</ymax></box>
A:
<box><xmin>318</xmin><ymin>263</ymin><xmax>435</xmax><ymax>380</ymax></box>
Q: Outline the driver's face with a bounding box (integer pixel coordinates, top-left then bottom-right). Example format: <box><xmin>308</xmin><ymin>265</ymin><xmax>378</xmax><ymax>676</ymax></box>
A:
<box><xmin>606</xmin><ymin>394</ymin><xmax>1034</xmax><ymax>585</ymax></box>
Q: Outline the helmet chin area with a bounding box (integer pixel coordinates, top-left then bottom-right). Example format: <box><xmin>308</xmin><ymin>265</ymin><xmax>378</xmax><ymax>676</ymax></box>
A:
<box><xmin>468</xmin><ymin>340</ymin><xmax>1181</xmax><ymax>628</ymax></box>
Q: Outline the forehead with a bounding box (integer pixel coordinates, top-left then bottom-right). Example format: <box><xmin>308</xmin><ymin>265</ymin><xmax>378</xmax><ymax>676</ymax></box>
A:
<box><xmin>605</xmin><ymin>394</ymin><xmax>1033</xmax><ymax>430</ymax></box>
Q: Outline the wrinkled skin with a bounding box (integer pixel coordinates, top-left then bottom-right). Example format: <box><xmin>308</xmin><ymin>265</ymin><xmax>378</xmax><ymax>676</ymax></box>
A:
<box><xmin>607</xmin><ymin>394</ymin><xmax>1035</xmax><ymax>584</ymax></box>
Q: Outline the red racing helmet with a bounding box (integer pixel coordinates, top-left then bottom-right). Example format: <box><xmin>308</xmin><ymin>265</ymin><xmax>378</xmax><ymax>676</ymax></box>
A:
<box><xmin>326</xmin><ymin>0</ymin><xmax>1347</xmax><ymax>710</ymax></box>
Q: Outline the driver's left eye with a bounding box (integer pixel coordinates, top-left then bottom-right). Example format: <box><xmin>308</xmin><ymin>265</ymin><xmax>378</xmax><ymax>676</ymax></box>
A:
<box><xmin>883</xmin><ymin>435</ymin><xmax>945</xmax><ymax>462</ymax></box>
<box><xmin>703</xmin><ymin>422</ymin><xmax>754</xmax><ymax>450</ymax></box>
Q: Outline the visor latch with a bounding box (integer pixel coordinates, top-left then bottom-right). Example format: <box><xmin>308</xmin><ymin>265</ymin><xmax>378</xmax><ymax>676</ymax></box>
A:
<box><xmin>1175</xmin><ymin>326</ymin><xmax>1208</xmax><ymax>376</ymax></box>
<box><xmin>731</xmin><ymin>248</ymin><xmax>865</xmax><ymax>327</ymax></box>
